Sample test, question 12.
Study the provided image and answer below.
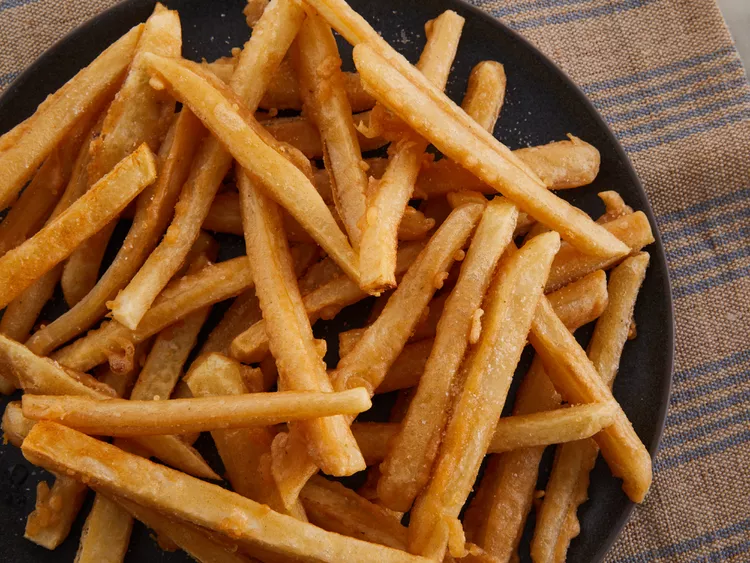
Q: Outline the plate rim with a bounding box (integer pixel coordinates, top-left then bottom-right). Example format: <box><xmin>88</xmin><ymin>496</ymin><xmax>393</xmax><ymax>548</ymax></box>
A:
<box><xmin>0</xmin><ymin>1</ymin><xmax>675</xmax><ymax>561</ymax></box>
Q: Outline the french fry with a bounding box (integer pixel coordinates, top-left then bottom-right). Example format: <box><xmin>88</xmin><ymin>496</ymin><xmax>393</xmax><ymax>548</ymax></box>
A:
<box><xmin>596</xmin><ymin>190</ymin><xmax>633</xmax><ymax>224</ymax></box>
<box><xmin>0</xmin><ymin>25</ymin><xmax>143</xmax><ymax>210</ymax></box>
<box><xmin>461</xmin><ymin>61</ymin><xmax>506</xmax><ymax>132</ymax></box>
<box><xmin>350</xmin><ymin>422</ymin><xmax>399</xmax><ymax>466</ymax></box>
<box><xmin>75</xmin><ymin>495</ymin><xmax>134</xmax><ymax>563</ymax></box>
<box><xmin>22</xmin><ymin>388</ymin><xmax>371</xmax><ymax>436</ymax></box>
<box><xmin>260</xmin><ymin>58</ymin><xmax>376</xmax><ymax>112</ymax></box>
<box><xmin>294</xmin><ymin>13</ymin><xmax>371</xmax><ymax>247</ymax></box>
<box><xmin>378</xmin><ymin>198</ymin><xmax>517</xmax><ymax>511</ymax></box>
<box><xmin>141</xmin><ymin>54</ymin><xmax>360</xmax><ymax>282</ymax></box>
<box><xmin>350</xmin><ymin>43</ymin><xmax>625</xmax><ymax>259</ymax></box>
<box><xmin>300</xmin><ymin>474</ymin><xmax>408</xmax><ymax>550</ymax></box>
<box><xmin>409</xmin><ymin>232</ymin><xmax>560</xmax><ymax>560</ymax></box>
<box><xmin>0</xmin><ymin>144</ymin><xmax>156</xmax><ymax>311</ymax></box>
<box><xmin>358</xmin><ymin>10</ymin><xmax>464</xmax><ymax>293</ymax></box>
<box><xmin>60</xmin><ymin>4</ymin><xmax>182</xmax><ymax>307</ymax></box>
<box><xmin>237</xmin><ymin>171</ymin><xmax>365</xmax><ymax>477</ymax></box>
<box><xmin>2</xmin><ymin>401</ymin><xmax>35</xmax><ymax>446</ymax></box>
<box><xmin>95</xmin><ymin>340</ymin><xmax>150</xmax><ymax>399</ymax></box>
<box><xmin>531</xmin><ymin>253</ymin><xmax>650</xmax><ymax>562</ymax></box>
<box><xmin>231</xmin><ymin>241</ymin><xmax>424</xmax><ymax>363</ymax></box>
<box><xmin>201</xmin><ymin>290</ymin><xmax>263</xmax><ymax>356</ymax></box>
<box><xmin>546</xmin><ymin>211</ymin><xmax>653</xmax><ymax>292</ymax></box>
<box><xmin>528</xmin><ymin>295</ymin><xmax>652</xmax><ymax>503</ymax></box>
<box><xmin>24</xmin><ymin>475</ymin><xmax>88</xmax><ymax>550</ymax></box>
<box><xmin>185</xmin><ymin>353</ymin><xmax>306</xmax><ymax>519</ymax></box>
<box><xmin>53</xmin><ymin>256</ymin><xmax>255</xmax><ymax>373</ymax></box>
<box><xmin>108</xmin><ymin>0</ymin><xmax>308</xmax><ymax>331</ymax></box>
<box><xmin>374</xmin><ymin>339</ymin><xmax>433</xmax><ymax>394</ymax></box>
<box><xmin>22</xmin><ymin>422</ymin><xmax>430</xmax><ymax>563</ymax></box>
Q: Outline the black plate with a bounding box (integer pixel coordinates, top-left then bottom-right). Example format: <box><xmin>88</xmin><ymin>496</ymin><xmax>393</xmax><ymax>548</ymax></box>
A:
<box><xmin>0</xmin><ymin>1</ymin><xmax>674</xmax><ymax>562</ymax></box>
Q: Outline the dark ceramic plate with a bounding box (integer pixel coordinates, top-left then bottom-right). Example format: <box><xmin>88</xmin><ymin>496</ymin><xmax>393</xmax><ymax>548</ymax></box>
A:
<box><xmin>0</xmin><ymin>0</ymin><xmax>674</xmax><ymax>561</ymax></box>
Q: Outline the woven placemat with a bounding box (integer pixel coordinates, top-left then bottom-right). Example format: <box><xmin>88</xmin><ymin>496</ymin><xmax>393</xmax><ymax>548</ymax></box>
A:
<box><xmin>2</xmin><ymin>0</ymin><xmax>749</xmax><ymax>561</ymax></box>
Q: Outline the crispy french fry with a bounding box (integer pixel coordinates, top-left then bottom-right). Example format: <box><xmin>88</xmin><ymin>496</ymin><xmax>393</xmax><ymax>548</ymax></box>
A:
<box><xmin>22</xmin><ymin>422</ymin><xmax>430</xmax><ymax>563</ymax></box>
<box><xmin>378</xmin><ymin>198</ymin><xmax>517</xmax><ymax>511</ymax></box>
<box><xmin>231</xmin><ymin>241</ymin><xmax>424</xmax><ymax>363</ymax></box>
<box><xmin>461</xmin><ymin>61</ymin><xmax>506</xmax><ymax>132</ymax></box>
<box><xmin>350</xmin><ymin>43</ymin><xmax>625</xmax><ymax>258</ymax></box>
<box><xmin>60</xmin><ymin>4</ymin><xmax>182</xmax><ymax>307</ymax></box>
<box><xmin>185</xmin><ymin>353</ymin><xmax>306</xmax><ymax>520</ymax></box>
<box><xmin>546</xmin><ymin>210</ymin><xmax>653</xmax><ymax>292</ymax></box>
<box><xmin>53</xmin><ymin>257</ymin><xmax>254</xmax><ymax>373</ymax></box>
<box><xmin>300</xmin><ymin>474</ymin><xmax>408</xmax><ymax>550</ymax></box>
<box><xmin>358</xmin><ymin>11</ymin><xmax>464</xmax><ymax>293</ymax></box>
<box><xmin>95</xmin><ymin>340</ymin><xmax>150</xmax><ymax>399</ymax></box>
<box><xmin>142</xmin><ymin>54</ymin><xmax>359</xmax><ymax>283</ymax></box>
<box><xmin>237</xmin><ymin>170</ymin><xmax>365</xmax><ymax>477</ymax></box>
<box><xmin>201</xmin><ymin>290</ymin><xmax>263</xmax><ymax>356</ymax></box>
<box><xmin>596</xmin><ymin>190</ymin><xmax>633</xmax><ymax>224</ymax></box>
<box><xmin>2</xmin><ymin>401</ymin><xmax>35</xmax><ymax>446</ymax></box>
<box><xmin>0</xmin><ymin>25</ymin><xmax>143</xmax><ymax>210</ymax></box>
<box><xmin>350</xmin><ymin>422</ymin><xmax>399</xmax><ymax>466</ymax></box>
<box><xmin>22</xmin><ymin>388</ymin><xmax>371</xmax><ymax>436</ymax></box>
<box><xmin>108</xmin><ymin>0</ymin><xmax>307</xmax><ymax>331</ymax></box>
<box><xmin>24</xmin><ymin>475</ymin><xmax>88</xmax><ymax>550</ymax></box>
<box><xmin>409</xmin><ymin>232</ymin><xmax>560</xmax><ymax>560</ymax></box>
<box><xmin>531</xmin><ymin>253</ymin><xmax>650</xmax><ymax>562</ymax></box>
<box><xmin>529</xmin><ymin>295</ymin><xmax>652</xmax><ymax>503</ymax></box>
<box><xmin>294</xmin><ymin>13</ymin><xmax>371</xmax><ymax>247</ymax></box>
<box><xmin>75</xmin><ymin>495</ymin><xmax>133</xmax><ymax>563</ymax></box>
<box><xmin>0</xmin><ymin>144</ymin><xmax>156</xmax><ymax>310</ymax></box>
<box><xmin>374</xmin><ymin>339</ymin><xmax>433</xmax><ymax>394</ymax></box>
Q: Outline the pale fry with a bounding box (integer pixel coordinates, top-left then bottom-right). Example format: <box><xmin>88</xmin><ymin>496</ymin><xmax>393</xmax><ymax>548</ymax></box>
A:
<box><xmin>237</xmin><ymin>171</ymin><xmax>365</xmax><ymax>477</ymax></box>
<box><xmin>22</xmin><ymin>388</ymin><xmax>371</xmax><ymax>436</ymax></box>
<box><xmin>142</xmin><ymin>54</ymin><xmax>360</xmax><ymax>282</ymax></box>
<box><xmin>351</xmin><ymin>43</ymin><xmax>626</xmax><ymax>258</ymax></box>
<box><xmin>409</xmin><ymin>232</ymin><xmax>560</xmax><ymax>560</ymax></box>
<box><xmin>231</xmin><ymin>241</ymin><xmax>423</xmax><ymax>363</ymax></box>
<box><xmin>75</xmin><ymin>495</ymin><xmax>134</xmax><ymax>563</ymax></box>
<box><xmin>528</xmin><ymin>295</ymin><xmax>652</xmax><ymax>502</ymax></box>
<box><xmin>24</xmin><ymin>476</ymin><xmax>88</xmax><ymax>549</ymax></box>
<box><xmin>378</xmin><ymin>198</ymin><xmax>518</xmax><ymax>512</ymax></box>
<box><xmin>61</xmin><ymin>4</ymin><xmax>182</xmax><ymax>307</ymax></box>
<box><xmin>489</xmin><ymin>402</ymin><xmax>617</xmax><ymax>453</ymax></box>
<box><xmin>53</xmin><ymin>257</ymin><xmax>255</xmax><ymax>373</ymax></box>
<box><xmin>461</xmin><ymin>61</ymin><xmax>506</xmax><ymax>132</ymax></box>
<box><xmin>294</xmin><ymin>13</ymin><xmax>370</xmax><ymax>247</ymax></box>
<box><xmin>359</xmin><ymin>10</ymin><xmax>464</xmax><ymax>292</ymax></box>
<box><xmin>546</xmin><ymin>211</ymin><xmax>653</xmax><ymax>292</ymax></box>
<box><xmin>109</xmin><ymin>0</ymin><xmax>307</xmax><ymax>331</ymax></box>
<box><xmin>0</xmin><ymin>25</ymin><xmax>143</xmax><ymax>210</ymax></box>
<box><xmin>22</xmin><ymin>422</ymin><xmax>430</xmax><ymax>563</ymax></box>
<box><xmin>300</xmin><ymin>474</ymin><xmax>408</xmax><ymax>550</ymax></box>
<box><xmin>0</xmin><ymin>144</ymin><xmax>156</xmax><ymax>310</ymax></box>
<box><xmin>2</xmin><ymin>401</ymin><xmax>35</xmax><ymax>446</ymax></box>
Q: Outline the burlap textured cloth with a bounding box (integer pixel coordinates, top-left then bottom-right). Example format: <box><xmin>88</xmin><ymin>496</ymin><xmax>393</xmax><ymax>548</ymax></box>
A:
<box><xmin>1</xmin><ymin>0</ymin><xmax>749</xmax><ymax>561</ymax></box>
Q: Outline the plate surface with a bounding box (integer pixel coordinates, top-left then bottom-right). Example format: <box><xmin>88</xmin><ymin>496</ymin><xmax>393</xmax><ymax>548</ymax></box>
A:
<box><xmin>0</xmin><ymin>1</ymin><xmax>674</xmax><ymax>562</ymax></box>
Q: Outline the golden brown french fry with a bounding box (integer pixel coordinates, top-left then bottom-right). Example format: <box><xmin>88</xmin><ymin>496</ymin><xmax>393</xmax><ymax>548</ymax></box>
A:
<box><xmin>231</xmin><ymin>241</ymin><xmax>424</xmax><ymax>364</ymax></box>
<box><xmin>350</xmin><ymin>422</ymin><xmax>399</xmax><ymax>466</ymax></box>
<box><xmin>260</xmin><ymin>58</ymin><xmax>376</xmax><ymax>112</ymax></box>
<box><xmin>349</xmin><ymin>42</ymin><xmax>625</xmax><ymax>258</ymax></box>
<box><xmin>596</xmin><ymin>190</ymin><xmax>633</xmax><ymax>224</ymax></box>
<box><xmin>461</xmin><ymin>61</ymin><xmax>506</xmax><ymax>131</ymax></box>
<box><xmin>244</xmin><ymin>0</ymin><xmax>270</xmax><ymax>27</ymax></box>
<box><xmin>201</xmin><ymin>290</ymin><xmax>262</xmax><ymax>356</ymax></box>
<box><xmin>53</xmin><ymin>257</ymin><xmax>254</xmax><ymax>373</ymax></box>
<box><xmin>60</xmin><ymin>4</ymin><xmax>182</xmax><ymax>307</ymax></box>
<box><xmin>95</xmin><ymin>340</ymin><xmax>150</xmax><ymax>399</ymax></box>
<box><xmin>2</xmin><ymin>401</ymin><xmax>35</xmax><ymax>446</ymax></box>
<box><xmin>546</xmin><ymin>211</ymin><xmax>653</xmax><ymax>292</ymax></box>
<box><xmin>0</xmin><ymin>25</ymin><xmax>143</xmax><ymax>210</ymax></box>
<box><xmin>374</xmin><ymin>339</ymin><xmax>433</xmax><ymax>394</ymax></box>
<box><xmin>358</xmin><ymin>10</ymin><xmax>464</xmax><ymax>293</ymax></box>
<box><xmin>0</xmin><ymin>144</ymin><xmax>156</xmax><ymax>310</ymax></box>
<box><xmin>22</xmin><ymin>422</ymin><xmax>430</xmax><ymax>563</ymax></box>
<box><xmin>75</xmin><ymin>495</ymin><xmax>134</xmax><ymax>563</ymax></box>
<box><xmin>378</xmin><ymin>198</ymin><xmax>517</xmax><ymax>511</ymax></box>
<box><xmin>116</xmin><ymin>497</ymin><xmax>255</xmax><ymax>563</ymax></box>
<box><xmin>409</xmin><ymin>232</ymin><xmax>560</xmax><ymax>560</ymax></box>
<box><xmin>237</xmin><ymin>170</ymin><xmax>365</xmax><ymax>477</ymax></box>
<box><xmin>529</xmin><ymin>295</ymin><xmax>652</xmax><ymax>503</ymax></box>
<box><xmin>294</xmin><ymin>13</ymin><xmax>371</xmax><ymax>247</ymax></box>
<box><xmin>24</xmin><ymin>475</ymin><xmax>88</xmax><ymax>550</ymax></box>
<box><xmin>108</xmin><ymin>0</ymin><xmax>307</xmax><ymax>332</ymax></box>
<box><xmin>300</xmin><ymin>474</ymin><xmax>408</xmax><ymax>550</ymax></box>
<box><xmin>262</xmin><ymin>112</ymin><xmax>385</xmax><ymax>159</ymax></box>
<box><xmin>22</xmin><ymin>388</ymin><xmax>371</xmax><ymax>436</ymax></box>
<box><xmin>546</xmin><ymin>270</ymin><xmax>609</xmax><ymax>330</ymax></box>
<box><xmin>142</xmin><ymin>54</ymin><xmax>360</xmax><ymax>283</ymax></box>
<box><xmin>185</xmin><ymin>353</ymin><xmax>306</xmax><ymax>520</ymax></box>
<box><xmin>531</xmin><ymin>253</ymin><xmax>650</xmax><ymax>562</ymax></box>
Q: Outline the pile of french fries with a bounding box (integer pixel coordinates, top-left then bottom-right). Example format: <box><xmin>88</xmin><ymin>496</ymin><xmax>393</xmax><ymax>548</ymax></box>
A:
<box><xmin>0</xmin><ymin>0</ymin><xmax>657</xmax><ymax>561</ymax></box>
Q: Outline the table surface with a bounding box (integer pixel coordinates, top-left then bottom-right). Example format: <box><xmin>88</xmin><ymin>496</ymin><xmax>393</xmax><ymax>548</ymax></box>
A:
<box><xmin>719</xmin><ymin>0</ymin><xmax>750</xmax><ymax>72</ymax></box>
